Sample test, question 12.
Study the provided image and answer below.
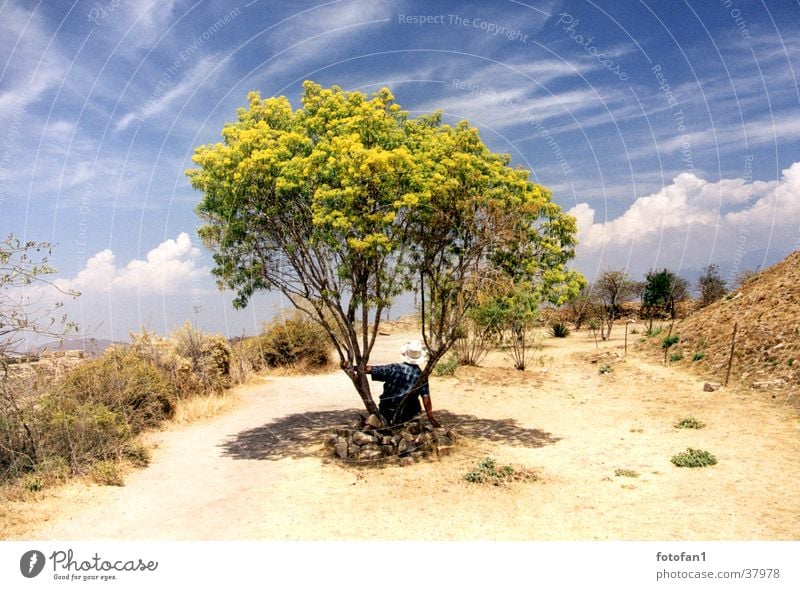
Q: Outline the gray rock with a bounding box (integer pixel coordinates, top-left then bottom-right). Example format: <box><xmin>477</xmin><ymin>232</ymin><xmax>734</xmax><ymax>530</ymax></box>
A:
<box><xmin>324</xmin><ymin>433</ymin><xmax>339</xmax><ymax>448</ymax></box>
<box><xmin>335</xmin><ymin>440</ymin><xmax>348</xmax><ymax>460</ymax></box>
<box><xmin>361</xmin><ymin>449</ymin><xmax>383</xmax><ymax>461</ymax></box>
<box><xmin>351</xmin><ymin>431</ymin><xmax>375</xmax><ymax>446</ymax></box>
<box><xmin>703</xmin><ymin>382</ymin><xmax>721</xmax><ymax>392</ymax></box>
<box><xmin>398</xmin><ymin>439</ymin><xmax>409</xmax><ymax>454</ymax></box>
<box><xmin>365</xmin><ymin>414</ymin><xmax>382</xmax><ymax>429</ymax></box>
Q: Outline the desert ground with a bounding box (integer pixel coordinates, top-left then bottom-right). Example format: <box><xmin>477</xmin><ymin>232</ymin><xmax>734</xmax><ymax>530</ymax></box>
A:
<box><xmin>3</xmin><ymin>326</ymin><xmax>799</xmax><ymax>540</ymax></box>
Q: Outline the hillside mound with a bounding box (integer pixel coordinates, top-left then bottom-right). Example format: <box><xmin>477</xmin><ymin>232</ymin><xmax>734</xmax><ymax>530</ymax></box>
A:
<box><xmin>640</xmin><ymin>251</ymin><xmax>800</xmax><ymax>392</ymax></box>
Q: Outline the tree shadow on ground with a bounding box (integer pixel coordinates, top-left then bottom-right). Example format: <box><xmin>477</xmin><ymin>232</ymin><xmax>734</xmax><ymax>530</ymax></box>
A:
<box><xmin>219</xmin><ymin>409</ymin><xmax>559</xmax><ymax>461</ymax></box>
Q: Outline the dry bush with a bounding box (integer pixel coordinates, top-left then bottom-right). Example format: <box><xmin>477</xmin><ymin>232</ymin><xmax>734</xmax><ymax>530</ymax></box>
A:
<box><xmin>243</xmin><ymin>312</ymin><xmax>332</xmax><ymax>370</ymax></box>
<box><xmin>130</xmin><ymin>323</ymin><xmax>232</xmax><ymax>397</ymax></box>
<box><xmin>172</xmin><ymin>391</ymin><xmax>240</xmax><ymax>424</ymax></box>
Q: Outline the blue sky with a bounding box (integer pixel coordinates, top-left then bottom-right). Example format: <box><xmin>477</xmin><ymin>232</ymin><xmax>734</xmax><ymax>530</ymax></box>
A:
<box><xmin>1</xmin><ymin>0</ymin><xmax>799</xmax><ymax>342</ymax></box>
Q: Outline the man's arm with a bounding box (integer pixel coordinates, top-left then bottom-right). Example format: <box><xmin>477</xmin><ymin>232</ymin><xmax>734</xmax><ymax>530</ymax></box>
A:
<box><xmin>421</xmin><ymin>394</ymin><xmax>441</xmax><ymax>428</ymax></box>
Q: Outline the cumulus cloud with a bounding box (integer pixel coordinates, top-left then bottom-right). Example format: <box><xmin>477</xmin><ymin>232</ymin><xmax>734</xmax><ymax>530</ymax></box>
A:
<box><xmin>57</xmin><ymin>233</ymin><xmax>206</xmax><ymax>295</ymax></box>
<box><xmin>570</xmin><ymin>162</ymin><xmax>800</xmax><ymax>252</ymax></box>
<box><xmin>567</xmin><ymin>162</ymin><xmax>800</xmax><ymax>281</ymax></box>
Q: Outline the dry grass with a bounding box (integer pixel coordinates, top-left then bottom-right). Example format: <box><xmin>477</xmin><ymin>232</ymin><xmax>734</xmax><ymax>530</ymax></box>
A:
<box><xmin>172</xmin><ymin>391</ymin><xmax>241</xmax><ymax>425</ymax></box>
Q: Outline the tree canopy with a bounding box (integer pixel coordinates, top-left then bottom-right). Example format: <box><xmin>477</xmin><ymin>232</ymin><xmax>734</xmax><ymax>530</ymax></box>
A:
<box><xmin>188</xmin><ymin>82</ymin><xmax>583</xmax><ymax>415</ymax></box>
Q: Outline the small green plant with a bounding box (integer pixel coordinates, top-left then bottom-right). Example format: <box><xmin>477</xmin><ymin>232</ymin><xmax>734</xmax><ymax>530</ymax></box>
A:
<box><xmin>614</xmin><ymin>468</ymin><xmax>639</xmax><ymax>478</ymax></box>
<box><xmin>434</xmin><ymin>353</ymin><xmax>459</xmax><ymax>377</ymax></box>
<box><xmin>464</xmin><ymin>457</ymin><xmax>536</xmax><ymax>485</ymax></box>
<box><xmin>599</xmin><ymin>364</ymin><xmax>613</xmax><ymax>374</ymax></box>
<box><xmin>674</xmin><ymin>417</ymin><xmax>705</xmax><ymax>429</ymax></box>
<box><xmin>788</xmin><ymin>358</ymin><xmax>795</xmax><ymax>367</ymax></box>
<box><xmin>89</xmin><ymin>460</ymin><xmax>124</xmax><ymax>486</ymax></box>
<box><xmin>646</xmin><ymin>326</ymin><xmax>664</xmax><ymax>337</ymax></box>
<box><xmin>549</xmin><ymin>322</ymin><xmax>570</xmax><ymax>338</ymax></box>
<box><xmin>669</xmin><ymin>351</ymin><xmax>684</xmax><ymax>362</ymax></box>
<box><xmin>671</xmin><ymin>448</ymin><xmax>717</xmax><ymax>468</ymax></box>
<box><xmin>692</xmin><ymin>351</ymin><xmax>705</xmax><ymax>362</ymax></box>
<box><xmin>662</xmin><ymin>335</ymin><xmax>680</xmax><ymax>349</ymax></box>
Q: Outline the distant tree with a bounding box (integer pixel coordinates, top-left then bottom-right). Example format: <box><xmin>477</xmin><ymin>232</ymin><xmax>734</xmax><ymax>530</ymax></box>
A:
<box><xmin>188</xmin><ymin>82</ymin><xmax>584</xmax><ymax>416</ymax></box>
<box><xmin>642</xmin><ymin>269</ymin><xmax>689</xmax><ymax>326</ymax></box>
<box><xmin>593</xmin><ymin>269</ymin><xmax>635</xmax><ymax>340</ymax></box>
<box><xmin>697</xmin><ymin>264</ymin><xmax>727</xmax><ymax>307</ymax></box>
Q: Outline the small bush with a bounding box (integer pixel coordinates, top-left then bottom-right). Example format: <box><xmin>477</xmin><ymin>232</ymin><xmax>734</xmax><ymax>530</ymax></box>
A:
<box><xmin>646</xmin><ymin>326</ymin><xmax>664</xmax><ymax>337</ymax></box>
<box><xmin>614</xmin><ymin>468</ymin><xmax>639</xmax><ymax>478</ymax></box>
<box><xmin>250</xmin><ymin>312</ymin><xmax>331</xmax><ymax>369</ymax></box>
<box><xmin>674</xmin><ymin>417</ymin><xmax>705</xmax><ymax>429</ymax></box>
<box><xmin>662</xmin><ymin>335</ymin><xmax>680</xmax><ymax>349</ymax></box>
<box><xmin>671</xmin><ymin>448</ymin><xmax>717</xmax><ymax>468</ymax></box>
<box><xmin>434</xmin><ymin>353</ymin><xmax>459</xmax><ymax>377</ymax></box>
<box><xmin>89</xmin><ymin>460</ymin><xmax>124</xmax><ymax>486</ymax></box>
<box><xmin>692</xmin><ymin>352</ymin><xmax>705</xmax><ymax>362</ymax></box>
<box><xmin>669</xmin><ymin>351</ymin><xmax>684</xmax><ymax>362</ymax></box>
<box><xmin>464</xmin><ymin>457</ymin><xmax>536</xmax><ymax>485</ymax></box>
<box><xmin>630</xmin><ymin>327</ymin><xmax>639</xmax><ymax>334</ymax></box>
<box><xmin>549</xmin><ymin>322</ymin><xmax>570</xmax><ymax>338</ymax></box>
<box><xmin>599</xmin><ymin>364</ymin><xmax>613</xmax><ymax>374</ymax></box>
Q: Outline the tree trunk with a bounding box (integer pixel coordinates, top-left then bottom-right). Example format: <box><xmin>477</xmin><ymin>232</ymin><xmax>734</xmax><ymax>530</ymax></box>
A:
<box><xmin>351</xmin><ymin>370</ymin><xmax>380</xmax><ymax>418</ymax></box>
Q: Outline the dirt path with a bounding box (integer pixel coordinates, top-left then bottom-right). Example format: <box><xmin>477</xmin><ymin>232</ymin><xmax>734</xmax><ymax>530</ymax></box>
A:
<box><xmin>8</xmin><ymin>329</ymin><xmax>800</xmax><ymax>540</ymax></box>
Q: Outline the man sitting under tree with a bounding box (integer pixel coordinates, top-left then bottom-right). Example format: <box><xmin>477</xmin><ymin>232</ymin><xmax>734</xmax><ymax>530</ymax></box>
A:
<box><xmin>342</xmin><ymin>341</ymin><xmax>440</xmax><ymax>428</ymax></box>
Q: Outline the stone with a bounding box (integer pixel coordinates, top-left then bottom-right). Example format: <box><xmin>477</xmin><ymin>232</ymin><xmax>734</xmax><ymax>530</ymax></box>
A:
<box><xmin>407</xmin><ymin>421</ymin><xmax>421</xmax><ymax>435</ymax></box>
<box><xmin>350</xmin><ymin>416</ymin><xmax>366</xmax><ymax>429</ymax></box>
<box><xmin>400</xmin><ymin>456</ymin><xmax>415</xmax><ymax>466</ymax></box>
<box><xmin>381</xmin><ymin>444</ymin><xmax>395</xmax><ymax>456</ymax></box>
<box><xmin>351</xmin><ymin>431</ymin><xmax>375</xmax><ymax>446</ymax></box>
<box><xmin>398</xmin><ymin>439</ymin><xmax>409</xmax><ymax>454</ymax></box>
<box><xmin>703</xmin><ymin>382</ymin><xmax>721</xmax><ymax>392</ymax></box>
<box><xmin>365</xmin><ymin>414</ymin><xmax>382</xmax><ymax>429</ymax></box>
<box><xmin>360</xmin><ymin>449</ymin><xmax>383</xmax><ymax>461</ymax></box>
<box><xmin>400</xmin><ymin>431</ymin><xmax>415</xmax><ymax>443</ymax></box>
<box><xmin>335</xmin><ymin>440</ymin><xmax>348</xmax><ymax>460</ymax></box>
<box><xmin>324</xmin><ymin>433</ymin><xmax>338</xmax><ymax>448</ymax></box>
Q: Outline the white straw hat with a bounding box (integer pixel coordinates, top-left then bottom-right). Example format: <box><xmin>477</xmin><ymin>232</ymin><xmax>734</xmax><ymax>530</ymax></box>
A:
<box><xmin>400</xmin><ymin>340</ymin><xmax>428</xmax><ymax>366</ymax></box>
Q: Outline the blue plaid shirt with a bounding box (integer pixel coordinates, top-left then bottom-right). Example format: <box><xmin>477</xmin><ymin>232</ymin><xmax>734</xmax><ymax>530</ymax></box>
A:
<box><xmin>371</xmin><ymin>362</ymin><xmax>429</xmax><ymax>414</ymax></box>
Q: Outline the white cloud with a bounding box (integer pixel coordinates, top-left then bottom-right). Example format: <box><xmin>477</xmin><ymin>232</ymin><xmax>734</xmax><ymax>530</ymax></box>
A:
<box><xmin>56</xmin><ymin>233</ymin><xmax>206</xmax><ymax>295</ymax></box>
<box><xmin>569</xmin><ymin>162</ymin><xmax>800</xmax><ymax>274</ymax></box>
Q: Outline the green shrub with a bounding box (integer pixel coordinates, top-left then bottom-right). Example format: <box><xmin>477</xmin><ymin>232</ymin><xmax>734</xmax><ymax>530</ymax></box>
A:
<box><xmin>599</xmin><ymin>364</ymin><xmax>613</xmax><ymax>374</ymax></box>
<box><xmin>674</xmin><ymin>417</ymin><xmax>705</xmax><ymax>429</ymax></box>
<box><xmin>671</xmin><ymin>448</ymin><xmax>717</xmax><ymax>468</ymax></box>
<box><xmin>614</xmin><ymin>468</ymin><xmax>639</xmax><ymax>478</ymax></box>
<box><xmin>58</xmin><ymin>349</ymin><xmax>175</xmax><ymax>432</ymax></box>
<box><xmin>434</xmin><ymin>353</ymin><xmax>459</xmax><ymax>377</ymax></box>
<box><xmin>662</xmin><ymin>335</ymin><xmax>680</xmax><ymax>349</ymax></box>
<box><xmin>669</xmin><ymin>351</ymin><xmax>684</xmax><ymax>362</ymax></box>
<box><xmin>692</xmin><ymin>352</ymin><xmax>705</xmax><ymax>362</ymax></box>
<box><xmin>464</xmin><ymin>456</ymin><xmax>536</xmax><ymax>485</ymax></box>
<box><xmin>645</xmin><ymin>326</ymin><xmax>664</xmax><ymax>337</ymax></box>
<box><xmin>549</xmin><ymin>322</ymin><xmax>570</xmax><ymax>338</ymax></box>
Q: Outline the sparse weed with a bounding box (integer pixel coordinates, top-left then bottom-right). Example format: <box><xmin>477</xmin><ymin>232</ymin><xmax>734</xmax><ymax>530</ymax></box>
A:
<box><xmin>646</xmin><ymin>326</ymin><xmax>664</xmax><ymax>337</ymax></box>
<box><xmin>614</xmin><ymin>468</ymin><xmax>639</xmax><ymax>478</ymax></box>
<box><xmin>662</xmin><ymin>335</ymin><xmax>680</xmax><ymax>349</ymax></box>
<box><xmin>692</xmin><ymin>352</ymin><xmax>705</xmax><ymax>362</ymax></box>
<box><xmin>549</xmin><ymin>322</ymin><xmax>571</xmax><ymax>338</ymax></box>
<box><xmin>599</xmin><ymin>364</ymin><xmax>614</xmax><ymax>374</ymax></box>
<box><xmin>669</xmin><ymin>351</ymin><xmax>684</xmax><ymax>362</ymax></box>
<box><xmin>464</xmin><ymin>457</ymin><xmax>536</xmax><ymax>486</ymax></box>
<box><xmin>674</xmin><ymin>417</ymin><xmax>705</xmax><ymax>429</ymax></box>
<box><xmin>434</xmin><ymin>353</ymin><xmax>459</xmax><ymax>377</ymax></box>
<box><xmin>671</xmin><ymin>448</ymin><xmax>717</xmax><ymax>468</ymax></box>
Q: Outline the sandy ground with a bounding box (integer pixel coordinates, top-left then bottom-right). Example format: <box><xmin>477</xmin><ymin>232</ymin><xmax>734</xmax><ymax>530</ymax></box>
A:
<box><xmin>4</xmin><ymin>328</ymin><xmax>799</xmax><ymax>540</ymax></box>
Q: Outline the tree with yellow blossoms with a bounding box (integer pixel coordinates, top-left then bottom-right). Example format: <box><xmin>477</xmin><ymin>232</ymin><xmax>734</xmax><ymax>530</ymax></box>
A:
<box><xmin>188</xmin><ymin>81</ymin><xmax>583</xmax><ymax>417</ymax></box>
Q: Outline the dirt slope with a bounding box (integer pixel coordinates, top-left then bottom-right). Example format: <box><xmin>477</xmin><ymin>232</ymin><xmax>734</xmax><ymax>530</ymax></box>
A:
<box><xmin>3</xmin><ymin>330</ymin><xmax>799</xmax><ymax>540</ymax></box>
<box><xmin>639</xmin><ymin>250</ymin><xmax>800</xmax><ymax>393</ymax></box>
